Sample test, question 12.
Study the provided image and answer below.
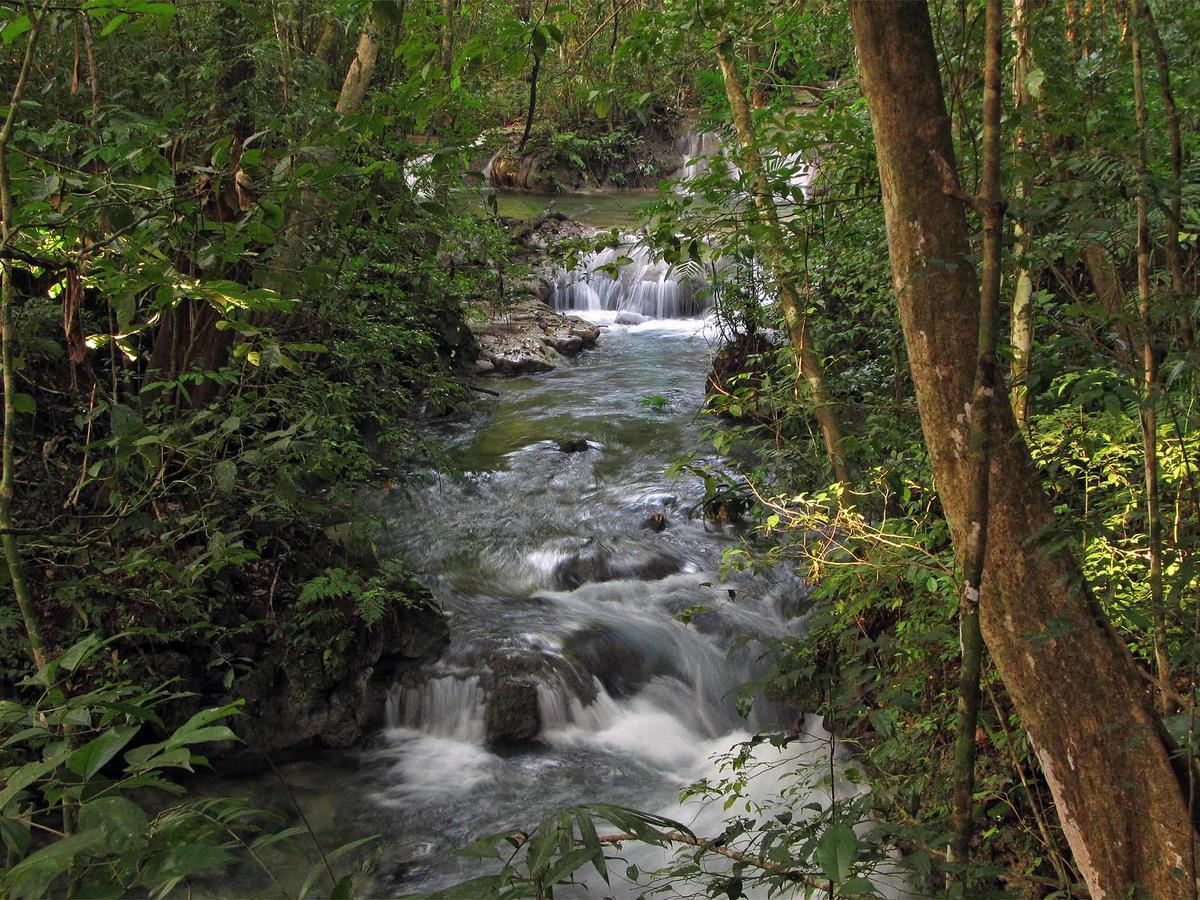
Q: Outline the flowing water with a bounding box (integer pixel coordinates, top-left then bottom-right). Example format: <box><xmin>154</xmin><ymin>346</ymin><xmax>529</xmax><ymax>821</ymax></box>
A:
<box><xmin>209</xmin><ymin>163</ymin><xmax>919</xmax><ymax>896</ymax></box>
<box><xmin>373</xmin><ymin>313</ymin><xmax>808</xmax><ymax>894</ymax></box>
<box><xmin>209</xmin><ymin>308</ymin><xmax>909</xmax><ymax>899</ymax></box>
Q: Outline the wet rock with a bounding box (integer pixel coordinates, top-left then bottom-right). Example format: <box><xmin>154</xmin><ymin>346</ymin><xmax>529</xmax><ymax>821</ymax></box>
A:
<box><xmin>473</xmin><ymin>358</ymin><xmax>496</xmax><ymax>375</ymax></box>
<box><xmin>557</xmin><ymin>438</ymin><xmax>590</xmax><ymax>453</ymax></box>
<box><xmin>214</xmin><ymin>599</ymin><xmax>450</xmax><ymax>773</ymax></box>
<box><xmin>704</xmin><ymin>492</ymin><xmax>748</xmax><ymax>526</ymax></box>
<box><xmin>486</xmin><ymin>677</ymin><xmax>541</xmax><ymax>745</ymax></box>
<box><xmin>491</xmin><ymin>650</ymin><xmax>597</xmax><ymax>708</ymax></box>
<box><xmin>615</xmin><ymin>311</ymin><xmax>649</xmax><ymax>326</ymax></box>
<box><xmin>471</xmin><ymin>298</ymin><xmax>599</xmax><ymax>376</ymax></box>
<box><xmin>551</xmin><ymin>545</ymin><xmax>681</xmax><ymax>589</ymax></box>
<box><xmin>641</xmin><ymin>512</ymin><xmax>668</xmax><ymax>532</ymax></box>
<box><xmin>563</xmin><ymin>623</ymin><xmax>680</xmax><ymax>699</ymax></box>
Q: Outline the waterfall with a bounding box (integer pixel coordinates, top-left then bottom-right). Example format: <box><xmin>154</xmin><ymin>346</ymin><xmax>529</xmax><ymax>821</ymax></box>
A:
<box><xmin>387</xmin><ymin>675</ymin><xmax>487</xmax><ymax>742</ymax></box>
<box><xmin>673</xmin><ymin>126</ymin><xmax>814</xmax><ymax>200</ymax></box>
<box><xmin>673</xmin><ymin>130</ymin><xmax>728</xmax><ymax>182</ymax></box>
<box><xmin>551</xmin><ymin>243</ymin><xmax>709</xmax><ymax>319</ymax></box>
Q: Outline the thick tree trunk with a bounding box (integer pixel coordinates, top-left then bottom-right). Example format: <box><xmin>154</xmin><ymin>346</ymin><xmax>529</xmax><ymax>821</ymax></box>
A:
<box><xmin>715</xmin><ymin>35</ymin><xmax>849</xmax><ymax>484</ymax></box>
<box><xmin>313</xmin><ymin>17</ymin><xmax>337</xmax><ymax>63</ymax></box>
<box><xmin>850</xmin><ymin>3</ymin><xmax>1198</xmax><ymax>896</ymax></box>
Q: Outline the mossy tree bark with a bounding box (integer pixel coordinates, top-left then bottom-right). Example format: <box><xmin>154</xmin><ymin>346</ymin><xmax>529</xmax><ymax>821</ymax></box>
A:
<box><xmin>948</xmin><ymin>0</ymin><xmax>1004</xmax><ymax>872</ymax></box>
<box><xmin>850</xmin><ymin>2</ymin><xmax>1199</xmax><ymax>895</ymax></box>
<box><xmin>1008</xmin><ymin>0</ymin><xmax>1034</xmax><ymax>428</ymax></box>
<box><xmin>715</xmin><ymin>34</ymin><xmax>850</xmax><ymax>485</ymax></box>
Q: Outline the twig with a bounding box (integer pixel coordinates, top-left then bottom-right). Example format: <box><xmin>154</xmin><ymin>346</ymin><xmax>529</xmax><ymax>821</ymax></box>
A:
<box><xmin>598</xmin><ymin>831</ymin><xmax>828</xmax><ymax>889</ymax></box>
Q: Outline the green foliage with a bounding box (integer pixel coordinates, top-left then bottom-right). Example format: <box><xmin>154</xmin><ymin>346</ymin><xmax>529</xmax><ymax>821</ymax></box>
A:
<box><xmin>1</xmin><ymin>639</ymin><xmax>251</xmax><ymax>898</ymax></box>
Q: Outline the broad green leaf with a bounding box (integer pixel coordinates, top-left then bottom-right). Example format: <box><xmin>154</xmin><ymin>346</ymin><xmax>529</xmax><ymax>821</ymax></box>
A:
<box><xmin>0</xmin><ymin>756</ymin><xmax>62</xmax><ymax>810</ymax></box>
<box><xmin>814</xmin><ymin>823</ymin><xmax>859</xmax><ymax>884</ymax></box>
<box><xmin>78</xmin><ymin>796</ymin><xmax>149</xmax><ymax>853</ymax></box>
<box><xmin>67</xmin><ymin>724</ymin><xmax>140</xmax><ymax>780</ymax></box>
<box><xmin>1</xmin><ymin>829</ymin><xmax>104</xmax><ymax>899</ymax></box>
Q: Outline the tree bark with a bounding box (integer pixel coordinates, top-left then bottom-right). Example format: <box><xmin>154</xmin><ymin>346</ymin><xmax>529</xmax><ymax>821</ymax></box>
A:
<box><xmin>270</xmin><ymin>10</ymin><xmax>386</xmax><ymax>286</ymax></box>
<box><xmin>336</xmin><ymin>19</ymin><xmax>381</xmax><ymax>115</ymax></box>
<box><xmin>850</xmin><ymin>3</ymin><xmax>1198</xmax><ymax>896</ymax></box>
<box><xmin>441</xmin><ymin>0</ymin><xmax>455</xmax><ymax>77</ymax></box>
<box><xmin>1082</xmin><ymin>242</ymin><xmax>1138</xmax><ymax>362</ymax></box>
<box><xmin>313</xmin><ymin>17</ymin><xmax>337</xmax><ymax>64</ymax></box>
<box><xmin>1130</xmin><ymin>0</ymin><xmax>1171</xmax><ymax>718</ymax></box>
<box><xmin>1009</xmin><ymin>0</ymin><xmax>1034</xmax><ymax>428</ymax></box>
<box><xmin>949</xmin><ymin>0</ymin><xmax>1004</xmax><ymax>872</ymax></box>
<box><xmin>716</xmin><ymin>35</ymin><xmax>849</xmax><ymax>485</ymax></box>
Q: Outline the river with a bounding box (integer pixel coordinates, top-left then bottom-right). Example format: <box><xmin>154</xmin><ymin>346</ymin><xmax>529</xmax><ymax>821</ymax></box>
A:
<box><xmin>208</xmin><ymin>190</ymin><xmax>915</xmax><ymax>898</ymax></box>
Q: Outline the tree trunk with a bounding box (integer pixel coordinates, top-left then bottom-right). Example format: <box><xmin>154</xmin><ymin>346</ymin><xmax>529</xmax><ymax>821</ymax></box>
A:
<box><xmin>850</xmin><ymin>3</ymin><xmax>1199</xmax><ymax>896</ymax></box>
<box><xmin>1131</xmin><ymin>0</ymin><xmax>1171</xmax><ymax>718</ymax></box>
<box><xmin>441</xmin><ymin>0</ymin><xmax>455</xmax><ymax>77</ymax></box>
<box><xmin>336</xmin><ymin>19</ymin><xmax>381</xmax><ymax>115</ymax></box>
<box><xmin>0</xmin><ymin>0</ymin><xmax>52</xmax><ymax>672</ymax></box>
<box><xmin>1009</xmin><ymin>0</ymin><xmax>1034</xmax><ymax>428</ymax></box>
<box><xmin>313</xmin><ymin>17</ymin><xmax>337</xmax><ymax>63</ymax></box>
<box><xmin>949</xmin><ymin>0</ymin><xmax>1004</xmax><ymax>872</ymax></box>
<box><xmin>715</xmin><ymin>35</ymin><xmax>850</xmax><ymax>484</ymax></box>
<box><xmin>1138</xmin><ymin>0</ymin><xmax>1194</xmax><ymax>349</ymax></box>
<box><xmin>271</xmin><ymin>10</ymin><xmax>386</xmax><ymax>286</ymax></box>
<box><xmin>1082</xmin><ymin>242</ymin><xmax>1138</xmax><ymax>362</ymax></box>
<box><xmin>149</xmin><ymin>4</ymin><xmax>254</xmax><ymax>405</ymax></box>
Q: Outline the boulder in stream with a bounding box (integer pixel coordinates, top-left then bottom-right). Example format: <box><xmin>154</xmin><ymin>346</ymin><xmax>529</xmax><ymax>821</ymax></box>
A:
<box><xmin>485</xmin><ymin>677</ymin><xmax>541</xmax><ymax>745</ymax></box>
<box><xmin>563</xmin><ymin>623</ymin><xmax>681</xmax><ymax>699</ymax></box>
<box><xmin>472</xmin><ymin>298</ymin><xmax>599</xmax><ymax>376</ymax></box>
<box><xmin>556</xmin><ymin>438</ymin><xmax>590</xmax><ymax>453</ymax></box>
<box><xmin>551</xmin><ymin>542</ymin><xmax>681</xmax><ymax>589</ymax></box>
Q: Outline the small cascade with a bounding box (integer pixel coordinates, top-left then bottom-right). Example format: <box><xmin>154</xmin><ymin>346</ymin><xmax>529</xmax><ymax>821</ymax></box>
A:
<box><xmin>551</xmin><ymin>243</ymin><xmax>709</xmax><ymax>319</ymax></box>
<box><xmin>481</xmin><ymin>145</ymin><xmax>504</xmax><ymax>188</ymax></box>
<box><xmin>673</xmin><ymin>126</ymin><xmax>814</xmax><ymax>200</ymax></box>
<box><xmin>673</xmin><ymin>130</ymin><xmax>729</xmax><ymax>182</ymax></box>
<box><xmin>387</xmin><ymin>675</ymin><xmax>487</xmax><ymax>742</ymax></box>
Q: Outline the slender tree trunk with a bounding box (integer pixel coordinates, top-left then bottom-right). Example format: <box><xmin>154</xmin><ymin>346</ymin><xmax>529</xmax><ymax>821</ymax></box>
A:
<box><xmin>0</xmin><ymin>0</ymin><xmax>53</xmax><ymax>671</ymax></box>
<box><xmin>1131</xmin><ymin>2</ymin><xmax>1172</xmax><ymax>718</ymax></box>
<box><xmin>336</xmin><ymin>20</ymin><xmax>381</xmax><ymax>115</ymax></box>
<box><xmin>1138</xmin><ymin>0</ymin><xmax>1194</xmax><ymax>349</ymax></box>
<box><xmin>949</xmin><ymin>0</ymin><xmax>1004</xmax><ymax>873</ymax></box>
<box><xmin>1009</xmin><ymin>0</ymin><xmax>1034</xmax><ymax>428</ymax></box>
<box><xmin>79</xmin><ymin>10</ymin><xmax>100</xmax><ymax>120</ymax></box>
<box><xmin>441</xmin><ymin>0</ymin><xmax>455</xmax><ymax>77</ymax></box>
<box><xmin>1083</xmin><ymin>242</ymin><xmax>1139</xmax><ymax>363</ymax></box>
<box><xmin>850</xmin><ymin>4</ymin><xmax>1199</xmax><ymax>896</ymax></box>
<box><xmin>272</xmin><ymin>1</ymin><xmax>293</xmax><ymax>107</ymax></box>
<box><xmin>271</xmin><ymin>10</ymin><xmax>386</xmax><ymax>284</ymax></box>
<box><xmin>518</xmin><ymin>52</ymin><xmax>542</xmax><ymax>154</ymax></box>
<box><xmin>715</xmin><ymin>35</ymin><xmax>849</xmax><ymax>484</ymax></box>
